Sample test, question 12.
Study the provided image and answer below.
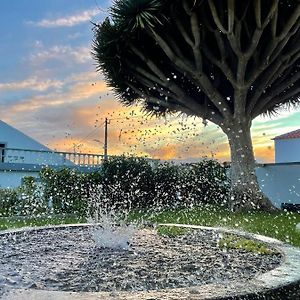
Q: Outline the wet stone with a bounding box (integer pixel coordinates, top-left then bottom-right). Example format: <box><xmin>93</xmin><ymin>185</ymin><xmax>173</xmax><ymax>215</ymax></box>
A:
<box><xmin>0</xmin><ymin>226</ymin><xmax>282</xmax><ymax>293</ymax></box>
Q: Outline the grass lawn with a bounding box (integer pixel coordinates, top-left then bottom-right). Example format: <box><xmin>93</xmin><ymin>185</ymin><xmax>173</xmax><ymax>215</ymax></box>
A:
<box><xmin>129</xmin><ymin>205</ymin><xmax>300</xmax><ymax>247</ymax></box>
<box><xmin>0</xmin><ymin>214</ymin><xmax>86</xmax><ymax>231</ymax></box>
<box><xmin>1</xmin><ymin>206</ymin><xmax>300</xmax><ymax>247</ymax></box>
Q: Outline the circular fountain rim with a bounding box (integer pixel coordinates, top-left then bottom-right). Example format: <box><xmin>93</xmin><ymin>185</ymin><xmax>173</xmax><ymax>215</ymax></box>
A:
<box><xmin>1</xmin><ymin>223</ymin><xmax>300</xmax><ymax>300</ymax></box>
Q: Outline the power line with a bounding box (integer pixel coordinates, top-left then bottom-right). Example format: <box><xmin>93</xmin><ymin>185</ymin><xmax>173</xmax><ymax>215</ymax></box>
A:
<box><xmin>66</xmin><ymin>123</ymin><xmax>104</xmax><ymax>152</ymax></box>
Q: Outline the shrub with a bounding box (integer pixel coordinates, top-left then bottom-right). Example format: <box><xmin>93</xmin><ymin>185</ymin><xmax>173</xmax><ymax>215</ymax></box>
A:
<box><xmin>16</xmin><ymin>176</ymin><xmax>47</xmax><ymax>215</ymax></box>
<box><xmin>37</xmin><ymin>158</ymin><xmax>229</xmax><ymax>215</ymax></box>
<box><xmin>181</xmin><ymin>160</ymin><xmax>230</xmax><ymax>207</ymax></box>
<box><xmin>40</xmin><ymin>168</ymin><xmax>101</xmax><ymax>215</ymax></box>
<box><xmin>152</xmin><ymin>162</ymin><xmax>184</xmax><ymax>208</ymax></box>
<box><xmin>0</xmin><ymin>188</ymin><xmax>19</xmax><ymax>216</ymax></box>
<box><xmin>101</xmin><ymin>156</ymin><xmax>155</xmax><ymax>209</ymax></box>
<box><xmin>0</xmin><ymin>176</ymin><xmax>47</xmax><ymax>216</ymax></box>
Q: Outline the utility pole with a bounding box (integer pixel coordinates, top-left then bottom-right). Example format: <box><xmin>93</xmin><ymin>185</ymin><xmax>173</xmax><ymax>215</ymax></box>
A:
<box><xmin>104</xmin><ymin>118</ymin><xmax>108</xmax><ymax>161</ymax></box>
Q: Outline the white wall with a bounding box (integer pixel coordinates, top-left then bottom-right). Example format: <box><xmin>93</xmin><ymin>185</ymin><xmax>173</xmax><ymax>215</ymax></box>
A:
<box><xmin>3</xmin><ymin>149</ymin><xmax>73</xmax><ymax>165</ymax></box>
<box><xmin>0</xmin><ymin>170</ymin><xmax>39</xmax><ymax>188</ymax></box>
<box><xmin>275</xmin><ymin>138</ymin><xmax>300</xmax><ymax>163</ymax></box>
<box><xmin>256</xmin><ymin>163</ymin><xmax>300</xmax><ymax>207</ymax></box>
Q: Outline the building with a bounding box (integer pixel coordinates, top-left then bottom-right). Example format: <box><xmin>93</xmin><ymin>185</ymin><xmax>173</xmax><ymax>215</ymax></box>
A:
<box><xmin>0</xmin><ymin>120</ymin><xmax>73</xmax><ymax>166</ymax></box>
<box><xmin>273</xmin><ymin>129</ymin><xmax>300</xmax><ymax>163</ymax></box>
<box><xmin>0</xmin><ymin>120</ymin><xmax>102</xmax><ymax>188</ymax></box>
<box><xmin>255</xmin><ymin>129</ymin><xmax>300</xmax><ymax>208</ymax></box>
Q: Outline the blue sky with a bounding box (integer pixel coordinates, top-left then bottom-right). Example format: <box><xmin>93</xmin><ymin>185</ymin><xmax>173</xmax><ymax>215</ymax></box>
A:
<box><xmin>0</xmin><ymin>0</ymin><xmax>299</xmax><ymax>162</ymax></box>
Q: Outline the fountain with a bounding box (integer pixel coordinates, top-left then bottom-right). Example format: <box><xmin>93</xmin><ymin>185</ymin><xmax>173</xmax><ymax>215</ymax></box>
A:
<box><xmin>1</xmin><ymin>213</ymin><xmax>300</xmax><ymax>299</ymax></box>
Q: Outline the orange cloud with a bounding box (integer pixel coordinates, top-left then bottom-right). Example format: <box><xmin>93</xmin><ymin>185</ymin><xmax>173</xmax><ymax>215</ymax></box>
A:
<box><xmin>5</xmin><ymin>72</ymin><xmax>279</xmax><ymax>163</ymax></box>
<box><xmin>7</xmin><ymin>78</ymin><xmax>109</xmax><ymax>114</ymax></box>
<box><xmin>71</xmin><ymin>81</ymin><xmax>109</xmax><ymax>99</ymax></box>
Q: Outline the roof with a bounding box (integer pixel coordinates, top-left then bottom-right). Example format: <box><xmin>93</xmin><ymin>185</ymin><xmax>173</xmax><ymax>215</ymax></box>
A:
<box><xmin>273</xmin><ymin>129</ymin><xmax>300</xmax><ymax>140</ymax></box>
<box><xmin>0</xmin><ymin>120</ymin><xmax>50</xmax><ymax>150</ymax></box>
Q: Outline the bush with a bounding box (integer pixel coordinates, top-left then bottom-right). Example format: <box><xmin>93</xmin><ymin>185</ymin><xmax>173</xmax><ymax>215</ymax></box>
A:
<box><xmin>101</xmin><ymin>156</ymin><xmax>155</xmax><ymax>209</ymax></box>
<box><xmin>0</xmin><ymin>188</ymin><xmax>19</xmax><ymax>216</ymax></box>
<box><xmin>16</xmin><ymin>176</ymin><xmax>47</xmax><ymax>215</ymax></box>
<box><xmin>37</xmin><ymin>158</ymin><xmax>229</xmax><ymax>216</ymax></box>
<box><xmin>181</xmin><ymin>160</ymin><xmax>230</xmax><ymax>206</ymax></box>
<box><xmin>0</xmin><ymin>176</ymin><xmax>47</xmax><ymax>217</ymax></box>
<box><xmin>152</xmin><ymin>162</ymin><xmax>184</xmax><ymax>208</ymax></box>
<box><xmin>40</xmin><ymin>168</ymin><xmax>102</xmax><ymax>215</ymax></box>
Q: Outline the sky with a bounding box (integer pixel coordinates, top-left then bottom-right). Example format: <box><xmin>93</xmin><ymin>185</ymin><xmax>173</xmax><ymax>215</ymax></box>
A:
<box><xmin>0</xmin><ymin>0</ymin><xmax>299</xmax><ymax>163</ymax></box>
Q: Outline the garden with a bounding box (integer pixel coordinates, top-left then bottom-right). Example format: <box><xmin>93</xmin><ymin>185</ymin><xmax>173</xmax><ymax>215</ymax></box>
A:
<box><xmin>1</xmin><ymin>156</ymin><xmax>299</xmax><ymax>247</ymax></box>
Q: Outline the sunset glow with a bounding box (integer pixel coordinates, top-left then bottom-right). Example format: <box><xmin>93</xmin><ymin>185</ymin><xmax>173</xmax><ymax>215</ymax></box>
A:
<box><xmin>1</xmin><ymin>0</ymin><xmax>299</xmax><ymax>163</ymax></box>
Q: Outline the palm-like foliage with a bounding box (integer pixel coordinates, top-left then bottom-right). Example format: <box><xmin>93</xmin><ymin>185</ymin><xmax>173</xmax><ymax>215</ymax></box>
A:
<box><xmin>110</xmin><ymin>0</ymin><xmax>164</xmax><ymax>30</ymax></box>
<box><xmin>93</xmin><ymin>0</ymin><xmax>300</xmax><ymax>211</ymax></box>
<box><xmin>93</xmin><ymin>0</ymin><xmax>300</xmax><ymax>120</ymax></box>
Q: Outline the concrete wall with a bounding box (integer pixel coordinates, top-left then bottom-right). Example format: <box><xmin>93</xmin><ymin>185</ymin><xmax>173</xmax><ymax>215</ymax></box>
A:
<box><xmin>3</xmin><ymin>149</ymin><xmax>73</xmax><ymax>166</ymax></box>
<box><xmin>0</xmin><ymin>163</ymin><xmax>100</xmax><ymax>189</ymax></box>
<box><xmin>275</xmin><ymin>138</ymin><xmax>300</xmax><ymax>163</ymax></box>
<box><xmin>256</xmin><ymin>163</ymin><xmax>300</xmax><ymax>207</ymax></box>
<box><xmin>0</xmin><ymin>170</ymin><xmax>40</xmax><ymax>188</ymax></box>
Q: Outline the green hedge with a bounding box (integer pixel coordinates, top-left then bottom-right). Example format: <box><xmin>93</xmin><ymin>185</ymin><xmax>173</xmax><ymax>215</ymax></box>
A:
<box><xmin>40</xmin><ymin>168</ymin><xmax>100</xmax><ymax>215</ymax></box>
<box><xmin>101</xmin><ymin>156</ymin><xmax>155</xmax><ymax>209</ymax></box>
<box><xmin>0</xmin><ymin>177</ymin><xmax>47</xmax><ymax>217</ymax></box>
<box><xmin>0</xmin><ymin>157</ymin><xmax>229</xmax><ymax>217</ymax></box>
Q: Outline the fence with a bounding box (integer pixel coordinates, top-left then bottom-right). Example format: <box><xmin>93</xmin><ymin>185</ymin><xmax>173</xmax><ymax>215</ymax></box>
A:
<box><xmin>0</xmin><ymin>148</ymin><xmax>105</xmax><ymax>167</ymax></box>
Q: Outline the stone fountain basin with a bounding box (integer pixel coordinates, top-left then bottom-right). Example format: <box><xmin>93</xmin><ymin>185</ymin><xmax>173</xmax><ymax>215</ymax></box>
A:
<box><xmin>0</xmin><ymin>223</ymin><xmax>300</xmax><ymax>300</ymax></box>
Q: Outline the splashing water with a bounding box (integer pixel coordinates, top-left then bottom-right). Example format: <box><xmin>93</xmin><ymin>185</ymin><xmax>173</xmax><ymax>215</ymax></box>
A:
<box><xmin>87</xmin><ymin>185</ymin><xmax>137</xmax><ymax>250</ymax></box>
<box><xmin>88</xmin><ymin>211</ymin><xmax>136</xmax><ymax>250</ymax></box>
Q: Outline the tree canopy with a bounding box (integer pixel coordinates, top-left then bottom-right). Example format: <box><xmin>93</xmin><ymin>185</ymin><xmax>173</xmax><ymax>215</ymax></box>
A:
<box><xmin>93</xmin><ymin>0</ymin><xmax>300</xmax><ymax>127</ymax></box>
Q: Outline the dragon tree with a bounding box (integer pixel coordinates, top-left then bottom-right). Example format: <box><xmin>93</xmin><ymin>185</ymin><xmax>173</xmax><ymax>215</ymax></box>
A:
<box><xmin>92</xmin><ymin>0</ymin><xmax>300</xmax><ymax>212</ymax></box>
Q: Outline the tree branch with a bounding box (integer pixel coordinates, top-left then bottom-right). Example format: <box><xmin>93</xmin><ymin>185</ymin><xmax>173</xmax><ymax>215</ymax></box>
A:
<box><xmin>269</xmin><ymin>23</ymin><xmax>300</xmax><ymax>64</ymax></box>
<box><xmin>271</xmin><ymin>6</ymin><xmax>278</xmax><ymax>37</ymax></box>
<box><xmin>148</xmin><ymin>29</ymin><xmax>232</xmax><ymax>119</ymax></box>
<box><xmin>201</xmin><ymin>43</ymin><xmax>237</xmax><ymax>87</ymax></box>
<box><xmin>278</xmin><ymin>4</ymin><xmax>300</xmax><ymax>40</ymax></box>
<box><xmin>126</xmin><ymin>78</ymin><xmax>223</xmax><ymax>125</ymax></box>
<box><xmin>244</xmin><ymin>0</ymin><xmax>278</xmax><ymax>59</ymax></box>
<box><xmin>246</xmin><ymin>41</ymin><xmax>299</xmax><ymax>90</ymax></box>
<box><xmin>149</xmin><ymin>29</ymin><xmax>196</xmax><ymax>73</ymax></box>
<box><xmin>248</xmin><ymin>49</ymin><xmax>300</xmax><ymax>115</ymax></box>
<box><xmin>254</xmin><ymin>3</ymin><xmax>298</xmax><ymax>73</ymax></box>
<box><xmin>227</xmin><ymin>20</ymin><xmax>242</xmax><ymax>57</ymax></box>
<box><xmin>253</xmin><ymin>86</ymin><xmax>300</xmax><ymax>118</ymax></box>
<box><xmin>267</xmin><ymin>49</ymin><xmax>300</xmax><ymax>87</ymax></box>
<box><xmin>190</xmin><ymin>11</ymin><xmax>202</xmax><ymax>70</ymax></box>
<box><xmin>254</xmin><ymin>0</ymin><xmax>262</xmax><ymax>29</ymax></box>
<box><xmin>129</xmin><ymin>44</ymin><xmax>167</xmax><ymax>81</ymax></box>
<box><xmin>208</xmin><ymin>0</ymin><xmax>228</xmax><ymax>33</ymax></box>
<box><xmin>227</xmin><ymin>0</ymin><xmax>235</xmax><ymax>33</ymax></box>
<box><xmin>126</xmin><ymin>49</ymin><xmax>223</xmax><ymax>123</ymax></box>
<box><xmin>173</xmin><ymin>14</ymin><xmax>194</xmax><ymax>48</ymax></box>
<box><xmin>252</xmin><ymin>72</ymin><xmax>300</xmax><ymax>116</ymax></box>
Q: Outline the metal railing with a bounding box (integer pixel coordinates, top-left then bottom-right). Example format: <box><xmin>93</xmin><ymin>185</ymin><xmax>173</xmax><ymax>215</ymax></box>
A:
<box><xmin>0</xmin><ymin>148</ymin><xmax>105</xmax><ymax>167</ymax></box>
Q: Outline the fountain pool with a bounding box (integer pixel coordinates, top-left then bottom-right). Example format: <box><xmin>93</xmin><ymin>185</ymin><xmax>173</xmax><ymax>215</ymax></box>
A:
<box><xmin>0</xmin><ymin>224</ymin><xmax>300</xmax><ymax>300</ymax></box>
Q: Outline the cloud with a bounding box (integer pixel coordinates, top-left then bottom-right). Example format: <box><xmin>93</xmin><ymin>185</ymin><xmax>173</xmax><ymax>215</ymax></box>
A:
<box><xmin>30</xmin><ymin>45</ymin><xmax>91</xmax><ymax>64</ymax></box>
<box><xmin>6</xmin><ymin>80</ymin><xmax>109</xmax><ymax>114</ymax></box>
<box><xmin>4</xmin><ymin>69</ymin><xmax>299</xmax><ymax>162</ymax></box>
<box><xmin>28</xmin><ymin>8</ymin><xmax>100</xmax><ymax>28</ymax></box>
<box><xmin>0</xmin><ymin>77</ymin><xmax>63</xmax><ymax>92</ymax></box>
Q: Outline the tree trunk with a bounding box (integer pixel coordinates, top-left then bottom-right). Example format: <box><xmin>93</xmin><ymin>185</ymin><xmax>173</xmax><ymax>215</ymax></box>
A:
<box><xmin>224</xmin><ymin>121</ymin><xmax>277</xmax><ymax>212</ymax></box>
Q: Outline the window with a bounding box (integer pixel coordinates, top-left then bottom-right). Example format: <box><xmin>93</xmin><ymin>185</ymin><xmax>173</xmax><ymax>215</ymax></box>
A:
<box><xmin>0</xmin><ymin>143</ymin><xmax>6</xmax><ymax>163</ymax></box>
